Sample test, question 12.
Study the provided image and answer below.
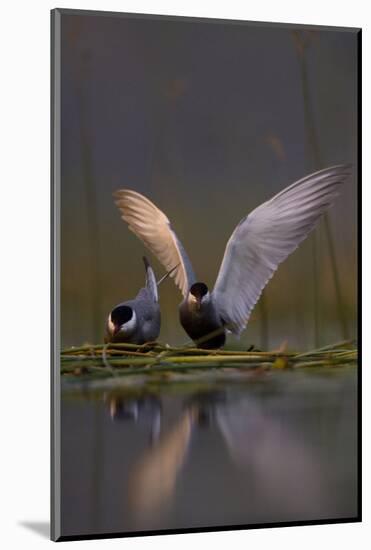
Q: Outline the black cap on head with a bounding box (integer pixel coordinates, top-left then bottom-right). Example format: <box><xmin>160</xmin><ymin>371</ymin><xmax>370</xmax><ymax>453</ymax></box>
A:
<box><xmin>190</xmin><ymin>282</ymin><xmax>209</xmax><ymax>299</ymax></box>
<box><xmin>111</xmin><ymin>305</ymin><xmax>133</xmax><ymax>326</ymax></box>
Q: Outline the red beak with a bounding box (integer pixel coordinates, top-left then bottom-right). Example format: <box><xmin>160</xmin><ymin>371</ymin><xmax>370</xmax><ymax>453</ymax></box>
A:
<box><xmin>113</xmin><ymin>324</ymin><xmax>121</xmax><ymax>335</ymax></box>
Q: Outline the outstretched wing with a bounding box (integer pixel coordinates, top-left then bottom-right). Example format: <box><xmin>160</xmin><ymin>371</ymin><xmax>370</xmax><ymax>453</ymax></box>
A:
<box><xmin>212</xmin><ymin>165</ymin><xmax>352</xmax><ymax>335</ymax></box>
<box><xmin>114</xmin><ymin>189</ymin><xmax>196</xmax><ymax>297</ymax></box>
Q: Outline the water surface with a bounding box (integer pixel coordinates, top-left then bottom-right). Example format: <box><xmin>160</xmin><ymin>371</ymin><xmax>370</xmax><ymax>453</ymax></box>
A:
<box><xmin>61</xmin><ymin>367</ymin><xmax>357</xmax><ymax>537</ymax></box>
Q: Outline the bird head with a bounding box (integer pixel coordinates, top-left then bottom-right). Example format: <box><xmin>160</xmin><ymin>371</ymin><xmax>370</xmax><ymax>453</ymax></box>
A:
<box><xmin>107</xmin><ymin>305</ymin><xmax>137</xmax><ymax>338</ymax></box>
<box><xmin>188</xmin><ymin>282</ymin><xmax>210</xmax><ymax>311</ymax></box>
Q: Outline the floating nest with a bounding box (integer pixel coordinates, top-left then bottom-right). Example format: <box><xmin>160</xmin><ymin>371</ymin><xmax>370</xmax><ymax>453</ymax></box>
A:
<box><xmin>60</xmin><ymin>340</ymin><xmax>357</xmax><ymax>381</ymax></box>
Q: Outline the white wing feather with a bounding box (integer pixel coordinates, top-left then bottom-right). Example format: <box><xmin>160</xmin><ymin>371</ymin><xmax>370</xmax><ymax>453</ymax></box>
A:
<box><xmin>113</xmin><ymin>190</ymin><xmax>196</xmax><ymax>297</ymax></box>
<box><xmin>212</xmin><ymin>165</ymin><xmax>351</xmax><ymax>334</ymax></box>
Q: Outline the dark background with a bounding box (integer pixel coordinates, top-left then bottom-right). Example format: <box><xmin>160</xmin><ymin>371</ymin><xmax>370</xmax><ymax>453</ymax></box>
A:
<box><xmin>60</xmin><ymin>12</ymin><xmax>358</xmax><ymax>350</ymax></box>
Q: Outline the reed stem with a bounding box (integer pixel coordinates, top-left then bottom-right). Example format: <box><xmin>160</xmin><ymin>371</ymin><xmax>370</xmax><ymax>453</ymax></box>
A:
<box><xmin>60</xmin><ymin>339</ymin><xmax>357</xmax><ymax>380</ymax></box>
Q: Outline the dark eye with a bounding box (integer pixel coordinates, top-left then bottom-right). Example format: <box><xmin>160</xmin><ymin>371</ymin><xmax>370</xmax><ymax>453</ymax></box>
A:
<box><xmin>111</xmin><ymin>305</ymin><xmax>133</xmax><ymax>325</ymax></box>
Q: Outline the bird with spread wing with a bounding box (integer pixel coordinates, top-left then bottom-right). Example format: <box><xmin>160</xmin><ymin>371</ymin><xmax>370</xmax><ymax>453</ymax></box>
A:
<box><xmin>113</xmin><ymin>165</ymin><xmax>351</xmax><ymax>348</ymax></box>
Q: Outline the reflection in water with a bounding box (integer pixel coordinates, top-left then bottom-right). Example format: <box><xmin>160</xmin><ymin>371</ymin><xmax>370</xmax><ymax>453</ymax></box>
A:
<box><xmin>61</xmin><ymin>370</ymin><xmax>357</xmax><ymax>537</ymax></box>
<box><xmin>129</xmin><ymin>406</ymin><xmax>197</xmax><ymax>521</ymax></box>
<box><xmin>104</xmin><ymin>391</ymin><xmax>197</xmax><ymax>520</ymax></box>
<box><xmin>216</xmin><ymin>397</ymin><xmax>325</xmax><ymax>514</ymax></box>
<box><xmin>104</xmin><ymin>393</ymin><xmax>162</xmax><ymax>444</ymax></box>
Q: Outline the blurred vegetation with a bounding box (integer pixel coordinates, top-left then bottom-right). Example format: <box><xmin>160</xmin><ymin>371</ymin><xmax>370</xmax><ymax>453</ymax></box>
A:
<box><xmin>60</xmin><ymin>15</ymin><xmax>357</xmax><ymax>351</ymax></box>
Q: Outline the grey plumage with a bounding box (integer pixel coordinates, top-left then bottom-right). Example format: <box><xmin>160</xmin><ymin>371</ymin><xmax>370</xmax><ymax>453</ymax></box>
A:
<box><xmin>114</xmin><ymin>165</ymin><xmax>351</xmax><ymax>348</ymax></box>
<box><xmin>105</xmin><ymin>256</ymin><xmax>161</xmax><ymax>344</ymax></box>
<box><xmin>179</xmin><ymin>285</ymin><xmax>226</xmax><ymax>348</ymax></box>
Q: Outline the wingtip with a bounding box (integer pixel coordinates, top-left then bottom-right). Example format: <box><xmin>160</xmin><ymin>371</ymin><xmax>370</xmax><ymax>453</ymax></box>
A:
<box><xmin>323</xmin><ymin>163</ymin><xmax>354</xmax><ymax>177</ymax></box>
<box><xmin>113</xmin><ymin>188</ymin><xmax>145</xmax><ymax>197</ymax></box>
<box><xmin>112</xmin><ymin>188</ymin><xmax>130</xmax><ymax>199</ymax></box>
<box><xmin>112</xmin><ymin>189</ymin><xmax>122</xmax><ymax>199</ymax></box>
